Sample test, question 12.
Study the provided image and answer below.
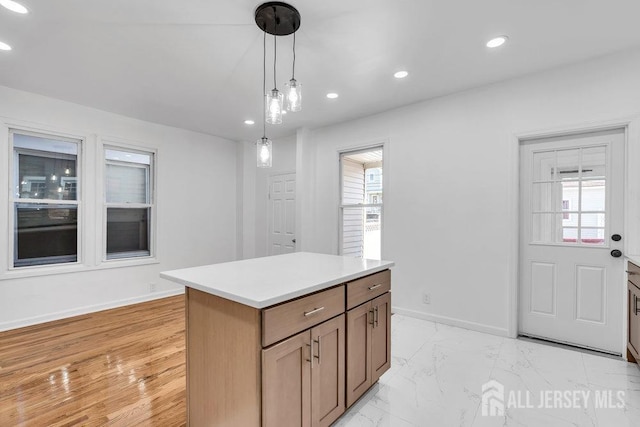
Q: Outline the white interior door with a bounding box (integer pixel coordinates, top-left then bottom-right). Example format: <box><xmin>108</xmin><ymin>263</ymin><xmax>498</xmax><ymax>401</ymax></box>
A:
<box><xmin>268</xmin><ymin>173</ymin><xmax>296</xmax><ymax>255</ymax></box>
<box><xmin>519</xmin><ymin>128</ymin><xmax>624</xmax><ymax>354</ymax></box>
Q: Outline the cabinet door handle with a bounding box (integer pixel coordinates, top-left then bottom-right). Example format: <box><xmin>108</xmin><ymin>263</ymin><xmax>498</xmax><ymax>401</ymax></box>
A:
<box><xmin>304</xmin><ymin>307</ymin><xmax>325</xmax><ymax>317</ymax></box>
<box><xmin>626</xmin><ymin>271</ymin><xmax>638</xmax><ymax>275</ymax></box>
<box><xmin>314</xmin><ymin>337</ymin><xmax>321</xmax><ymax>365</ymax></box>
<box><xmin>368</xmin><ymin>283</ymin><xmax>383</xmax><ymax>291</ymax></box>
<box><xmin>307</xmin><ymin>340</ymin><xmax>314</xmax><ymax>368</ymax></box>
<box><xmin>369</xmin><ymin>308</ymin><xmax>375</xmax><ymax>326</ymax></box>
<box><xmin>636</xmin><ymin>296</ymin><xmax>640</xmax><ymax>315</ymax></box>
<box><xmin>374</xmin><ymin>306</ymin><xmax>379</xmax><ymax>327</ymax></box>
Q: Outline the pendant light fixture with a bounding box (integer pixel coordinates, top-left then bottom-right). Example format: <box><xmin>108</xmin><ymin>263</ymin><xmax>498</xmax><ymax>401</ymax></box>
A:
<box><xmin>285</xmin><ymin>32</ymin><xmax>301</xmax><ymax>112</ymax></box>
<box><xmin>254</xmin><ymin>2</ymin><xmax>301</xmax><ymax>167</ymax></box>
<box><xmin>257</xmin><ymin>31</ymin><xmax>272</xmax><ymax>168</ymax></box>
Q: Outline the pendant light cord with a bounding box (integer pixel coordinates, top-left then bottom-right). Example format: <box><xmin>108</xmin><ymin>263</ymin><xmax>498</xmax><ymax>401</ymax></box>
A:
<box><xmin>262</xmin><ymin>29</ymin><xmax>266</xmax><ymax>138</ymax></box>
<box><xmin>292</xmin><ymin>32</ymin><xmax>296</xmax><ymax>80</ymax></box>
<box><xmin>273</xmin><ymin>34</ymin><xmax>277</xmax><ymax>89</ymax></box>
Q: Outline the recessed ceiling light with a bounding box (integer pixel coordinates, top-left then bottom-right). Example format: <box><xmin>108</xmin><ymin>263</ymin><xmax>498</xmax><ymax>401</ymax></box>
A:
<box><xmin>0</xmin><ymin>41</ymin><xmax>12</xmax><ymax>51</ymax></box>
<box><xmin>244</xmin><ymin>119</ymin><xmax>255</xmax><ymax>125</ymax></box>
<box><xmin>486</xmin><ymin>36</ymin><xmax>508</xmax><ymax>48</ymax></box>
<box><xmin>0</xmin><ymin>0</ymin><xmax>28</xmax><ymax>14</ymax></box>
<box><xmin>326</xmin><ymin>93</ymin><xmax>339</xmax><ymax>99</ymax></box>
<box><xmin>394</xmin><ymin>71</ymin><xmax>409</xmax><ymax>79</ymax></box>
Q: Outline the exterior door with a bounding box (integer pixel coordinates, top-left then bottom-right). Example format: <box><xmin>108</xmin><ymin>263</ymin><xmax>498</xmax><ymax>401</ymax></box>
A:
<box><xmin>519</xmin><ymin>128</ymin><xmax>624</xmax><ymax>354</ymax></box>
<box><xmin>268</xmin><ymin>173</ymin><xmax>296</xmax><ymax>255</ymax></box>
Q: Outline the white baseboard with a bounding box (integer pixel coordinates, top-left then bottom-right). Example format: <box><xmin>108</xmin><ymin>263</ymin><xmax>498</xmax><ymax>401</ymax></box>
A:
<box><xmin>392</xmin><ymin>306</ymin><xmax>510</xmax><ymax>337</ymax></box>
<box><xmin>0</xmin><ymin>289</ymin><xmax>185</xmax><ymax>332</ymax></box>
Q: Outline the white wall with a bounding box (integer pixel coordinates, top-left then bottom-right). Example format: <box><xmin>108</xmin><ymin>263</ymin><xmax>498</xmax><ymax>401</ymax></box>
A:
<box><xmin>0</xmin><ymin>85</ymin><xmax>238</xmax><ymax>331</ymax></box>
<box><xmin>297</xmin><ymin>48</ymin><xmax>640</xmax><ymax>336</ymax></box>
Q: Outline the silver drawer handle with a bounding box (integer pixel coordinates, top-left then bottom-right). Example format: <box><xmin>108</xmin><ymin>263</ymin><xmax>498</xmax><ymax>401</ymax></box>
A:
<box><xmin>304</xmin><ymin>307</ymin><xmax>325</xmax><ymax>317</ymax></box>
<box><xmin>368</xmin><ymin>283</ymin><xmax>383</xmax><ymax>291</ymax></box>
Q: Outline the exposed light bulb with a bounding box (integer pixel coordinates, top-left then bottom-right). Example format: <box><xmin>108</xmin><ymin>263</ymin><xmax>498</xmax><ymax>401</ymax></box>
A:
<box><xmin>65</xmin><ymin>167</ymin><xmax>70</xmax><ymax>175</ymax></box>
<box><xmin>285</xmin><ymin>79</ymin><xmax>302</xmax><ymax>112</ymax></box>
<box><xmin>266</xmin><ymin>89</ymin><xmax>283</xmax><ymax>124</ymax></box>
<box><xmin>51</xmin><ymin>174</ymin><xmax>57</xmax><ymax>181</ymax></box>
<box><xmin>260</xmin><ymin>145</ymin><xmax>270</xmax><ymax>162</ymax></box>
<box><xmin>58</xmin><ymin>187</ymin><xmax>63</xmax><ymax>193</ymax></box>
<box><xmin>256</xmin><ymin>137</ymin><xmax>272</xmax><ymax>168</ymax></box>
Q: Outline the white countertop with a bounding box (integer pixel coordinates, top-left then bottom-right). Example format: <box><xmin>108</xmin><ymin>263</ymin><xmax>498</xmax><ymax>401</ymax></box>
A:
<box><xmin>160</xmin><ymin>252</ymin><xmax>394</xmax><ymax>309</ymax></box>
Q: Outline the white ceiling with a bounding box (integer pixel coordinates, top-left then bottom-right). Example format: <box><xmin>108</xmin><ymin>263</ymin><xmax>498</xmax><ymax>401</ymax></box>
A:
<box><xmin>1</xmin><ymin>0</ymin><xmax>640</xmax><ymax>142</ymax></box>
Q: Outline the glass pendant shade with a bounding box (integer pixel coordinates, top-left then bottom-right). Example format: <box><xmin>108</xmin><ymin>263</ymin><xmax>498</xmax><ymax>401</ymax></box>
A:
<box><xmin>266</xmin><ymin>89</ymin><xmax>284</xmax><ymax>124</ymax></box>
<box><xmin>257</xmin><ymin>137</ymin><xmax>272</xmax><ymax>168</ymax></box>
<box><xmin>285</xmin><ymin>79</ymin><xmax>301</xmax><ymax>112</ymax></box>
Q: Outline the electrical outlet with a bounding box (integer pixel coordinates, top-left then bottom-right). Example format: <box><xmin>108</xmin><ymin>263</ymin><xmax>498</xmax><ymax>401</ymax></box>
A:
<box><xmin>150</xmin><ymin>283</ymin><xmax>157</xmax><ymax>293</ymax></box>
<box><xmin>422</xmin><ymin>292</ymin><xmax>431</xmax><ymax>305</ymax></box>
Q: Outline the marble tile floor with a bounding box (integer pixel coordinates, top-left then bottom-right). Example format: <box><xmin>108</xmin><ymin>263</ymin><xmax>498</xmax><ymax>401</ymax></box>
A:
<box><xmin>335</xmin><ymin>314</ymin><xmax>640</xmax><ymax>427</ymax></box>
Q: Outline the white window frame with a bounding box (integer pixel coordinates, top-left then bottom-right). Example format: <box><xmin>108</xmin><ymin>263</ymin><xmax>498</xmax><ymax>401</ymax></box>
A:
<box><xmin>338</xmin><ymin>145</ymin><xmax>385</xmax><ymax>258</ymax></box>
<box><xmin>8</xmin><ymin>128</ymin><xmax>83</xmax><ymax>269</ymax></box>
<box><xmin>102</xmin><ymin>144</ymin><xmax>157</xmax><ymax>262</ymax></box>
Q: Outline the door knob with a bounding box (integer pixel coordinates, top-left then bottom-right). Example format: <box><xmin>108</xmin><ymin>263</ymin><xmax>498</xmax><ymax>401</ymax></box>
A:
<box><xmin>610</xmin><ymin>249</ymin><xmax>622</xmax><ymax>258</ymax></box>
<box><xmin>612</xmin><ymin>234</ymin><xmax>622</xmax><ymax>241</ymax></box>
<box><xmin>292</xmin><ymin>238</ymin><xmax>296</xmax><ymax>243</ymax></box>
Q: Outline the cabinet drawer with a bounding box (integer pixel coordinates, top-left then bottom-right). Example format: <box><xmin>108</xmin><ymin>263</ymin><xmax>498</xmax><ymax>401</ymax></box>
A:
<box><xmin>263</xmin><ymin>285</ymin><xmax>345</xmax><ymax>347</ymax></box>
<box><xmin>628</xmin><ymin>262</ymin><xmax>640</xmax><ymax>288</ymax></box>
<box><xmin>346</xmin><ymin>270</ymin><xmax>391</xmax><ymax>310</ymax></box>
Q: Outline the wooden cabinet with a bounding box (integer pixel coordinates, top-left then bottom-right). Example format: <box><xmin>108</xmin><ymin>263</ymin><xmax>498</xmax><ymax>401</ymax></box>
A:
<box><xmin>184</xmin><ymin>268</ymin><xmax>391</xmax><ymax>426</ymax></box>
<box><xmin>628</xmin><ymin>266</ymin><xmax>640</xmax><ymax>364</ymax></box>
<box><xmin>262</xmin><ymin>315</ymin><xmax>345</xmax><ymax>427</ymax></box>
<box><xmin>627</xmin><ymin>261</ymin><xmax>640</xmax><ymax>365</ymax></box>
<box><xmin>346</xmin><ymin>290</ymin><xmax>391</xmax><ymax>407</ymax></box>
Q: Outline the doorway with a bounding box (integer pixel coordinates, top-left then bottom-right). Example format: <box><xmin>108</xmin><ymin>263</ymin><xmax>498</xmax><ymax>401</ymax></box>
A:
<box><xmin>519</xmin><ymin>128</ymin><xmax>624</xmax><ymax>354</ymax></box>
<box><xmin>267</xmin><ymin>173</ymin><xmax>296</xmax><ymax>255</ymax></box>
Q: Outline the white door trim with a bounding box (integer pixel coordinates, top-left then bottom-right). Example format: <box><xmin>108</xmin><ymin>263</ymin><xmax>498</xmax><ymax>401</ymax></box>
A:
<box><xmin>508</xmin><ymin>116</ymin><xmax>640</xmax><ymax>357</ymax></box>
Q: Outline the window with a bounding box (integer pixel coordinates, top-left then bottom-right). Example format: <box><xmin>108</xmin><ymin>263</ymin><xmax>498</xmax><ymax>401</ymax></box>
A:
<box><xmin>340</xmin><ymin>147</ymin><xmax>383</xmax><ymax>260</ymax></box>
<box><xmin>11</xmin><ymin>130</ymin><xmax>80</xmax><ymax>267</ymax></box>
<box><xmin>531</xmin><ymin>146</ymin><xmax>607</xmax><ymax>245</ymax></box>
<box><xmin>104</xmin><ymin>148</ymin><xmax>154</xmax><ymax>260</ymax></box>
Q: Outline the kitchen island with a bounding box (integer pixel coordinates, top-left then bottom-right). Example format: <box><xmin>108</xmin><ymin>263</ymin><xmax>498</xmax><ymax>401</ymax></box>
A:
<box><xmin>161</xmin><ymin>252</ymin><xmax>394</xmax><ymax>427</ymax></box>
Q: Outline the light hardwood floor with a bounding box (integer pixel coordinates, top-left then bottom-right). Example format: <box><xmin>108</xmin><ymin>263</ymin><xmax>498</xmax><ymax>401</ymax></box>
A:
<box><xmin>0</xmin><ymin>296</ymin><xmax>186</xmax><ymax>426</ymax></box>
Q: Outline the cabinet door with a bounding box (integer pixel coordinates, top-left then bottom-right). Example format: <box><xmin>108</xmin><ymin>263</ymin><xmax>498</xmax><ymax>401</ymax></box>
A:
<box><xmin>263</xmin><ymin>330</ymin><xmax>311</xmax><ymax>427</ymax></box>
<box><xmin>371</xmin><ymin>292</ymin><xmax>391</xmax><ymax>383</ymax></box>
<box><xmin>346</xmin><ymin>302</ymin><xmax>372</xmax><ymax>407</ymax></box>
<box><xmin>311</xmin><ymin>314</ymin><xmax>345</xmax><ymax>427</ymax></box>
<box><xmin>629</xmin><ymin>282</ymin><xmax>640</xmax><ymax>356</ymax></box>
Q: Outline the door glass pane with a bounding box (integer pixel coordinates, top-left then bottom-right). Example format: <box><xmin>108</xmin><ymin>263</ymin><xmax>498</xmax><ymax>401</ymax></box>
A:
<box><xmin>556</xmin><ymin>149</ymin><xmax>581</xmax><ymax>180</ymax></box>
<box><xmin>15</xmin><ymin>204</ymin><xmax>78</xmax><ymax>266</ymax></box>
<box><xmin>581</xmin><ymin>213</ymin><xmax>605</xmax><ymax>228</ymax></box>
<box><xmin>562</xmin><ymin>227</ymin><xmax>578</xmax><ymax>243</ymax></box>
<box><xmin>581</xmin><ymin>180</ymin><xmax>605</xmax><ymax>211</ymax></box>
<box><xmin>582</xmin><ymin>146</ymin><xmax>606</xmax><ymax>179</ymax></box>
<box><xmin>532</xmin><ymin>213</ymin><xmax>563</xmax><ymax>243</ymax></box>
<box><xmin>580</xmin><ymin>228</ymin><xmax>605</xmax><ymax>245</ymax></box>
<box><xmin>532</xmin><ymin>150</ymin><xmax>556</xmax><ymax>181</ymax></box>
<box><xmin>532</xmin><ymin>183</ymin><xmax>556</xmax><ymax>212</ymax></box>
